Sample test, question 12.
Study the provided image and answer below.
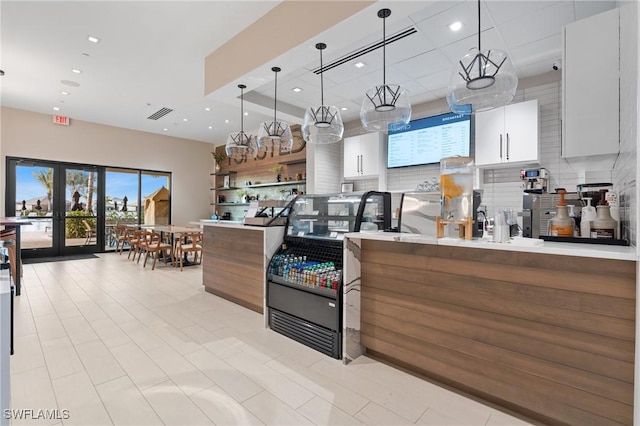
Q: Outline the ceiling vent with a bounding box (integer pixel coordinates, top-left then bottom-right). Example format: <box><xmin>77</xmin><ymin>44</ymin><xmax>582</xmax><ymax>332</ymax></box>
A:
<box><xmin>147</xmin><ymin>107</ymin><xmax>173</xmax><ymax>120</ymax></box>
<box><xmin>313</xmin><ymin>26</ymin><xmax>418</xmax><ymax>74</ymax></box>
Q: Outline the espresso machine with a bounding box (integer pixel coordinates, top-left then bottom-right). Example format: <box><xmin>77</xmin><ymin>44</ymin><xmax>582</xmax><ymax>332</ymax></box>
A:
<box><xmin>521</xmin><ymin>168</ymin><xmax>548</xmax><ymax>193</ymax></box>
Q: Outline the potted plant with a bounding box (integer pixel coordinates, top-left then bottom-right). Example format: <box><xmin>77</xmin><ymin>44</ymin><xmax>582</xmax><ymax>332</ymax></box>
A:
<box><xmin>211</xmin><ymin>151</ymin><xmax>226</xmax><ymax>172</ymax></box>
<box><xmin>236</xmin><ymin>189</ymin><xmax>249</xmax><ymax>203</ymax></box>
<box><xmin>269</xmin><ymin>165</ymin><xmax>284</xmax><ymax>182</ymax></box>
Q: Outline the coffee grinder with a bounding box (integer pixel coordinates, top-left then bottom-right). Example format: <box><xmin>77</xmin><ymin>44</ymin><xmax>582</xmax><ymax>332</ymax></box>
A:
<box><xmin>521</xmin><ymin>168</ymin><xmax>548</xmax><ymax>194</ymax></box>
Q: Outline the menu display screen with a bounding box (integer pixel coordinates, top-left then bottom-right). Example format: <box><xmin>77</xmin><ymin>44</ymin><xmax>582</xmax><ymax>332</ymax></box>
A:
<box><xmin>387</xmin><ymin>112</ymin><xmax>472</xmax><ymax>168</ymax></box>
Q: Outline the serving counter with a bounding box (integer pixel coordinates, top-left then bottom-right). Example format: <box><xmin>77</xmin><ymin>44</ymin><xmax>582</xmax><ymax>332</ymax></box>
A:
<box><xmin>198</xmin><ymin>221</ymin><xmax>284</xmax><ymax>315</ymax></box>
<box><xmin>343</xmin><ymin>233</ymin><xmax>636</xmax><ymax>426</ymax></box>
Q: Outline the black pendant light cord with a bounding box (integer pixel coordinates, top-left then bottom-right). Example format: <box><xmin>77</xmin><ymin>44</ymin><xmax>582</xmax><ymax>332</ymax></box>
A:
<box><xmin>477</xmin><ymin>0</ymin><xmax>481</xmax><ymax>52</ymax></box>
<box><xmin>272</xmin><ymin>67</ymin><xmax>279</xmax><ymax>123</ymax></box>
<box><xmin>240</xmin><ymin>86</ymin><xmax>244</xmax><ymax>133</ymax></box>
<box><xmin>382</xmin><ymin>12</ymin><xmax>386</xmax><ymax>86</ymax></box>
<box><xmin>320</xmin><ymin>47</ymin><xmax>324</xmax><ymax>106</ymax></box>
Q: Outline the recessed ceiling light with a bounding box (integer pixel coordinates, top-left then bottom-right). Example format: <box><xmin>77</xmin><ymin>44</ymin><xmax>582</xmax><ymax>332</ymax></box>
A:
<box><xmin>204</xmin><ymin>107</ymin><xmax>211</xmax><ymax>111</ymax></box>
<box><xmin>292</xmin><ymin>87</ymin><xmax>303</xmax><ymax>93</ymax></box>
<box><xmin>53</xmin><ymin>107</ymin><xmax>60</xmax><ymax>111</ymax></box>
<box><xmin>81</xmin><ymin>53</ymin><xmax>90</xmax><ymax>57</ymax></box>
<box><xmin>354</xmin><ymin>62</ymin><xmax>366</xmax><ymax>68</ymax></box>
<box><xmin>244</xmin><ymin>112</ymin><xmax>248</xmax><ymax>116</ymax></box>
<box><xmin>224</xmin><ymin>119</ymin><xmax>230</xmax><ymax>124</ymax></box>
<box><xmin>449</xmin><ymin>21</ymin><xmax>463</xmax><ymax>32</ymax></box>
<box><xmin>183</xmin><ymin>118</ymin><xmax>188</xmax><ymax>122</ymax></box>
<box><xmin>208</xmin><ymin>126</ymin><xmax>213</xmax><ymax>130</ymax></box>
<box><xmin>87</xmin><ymin>36</ymin><xmax>100</xmax><ymax>43</ymax></box>
<box><xmin>163</xmin><ymin>128</ymin><xmax>169</xmax><ymax>131</ymax></box>
<box><xmin>60</xmin><ymin>91</ymin><xmax>69</xmax><ymax>95</ymax></box>
<box><xmin>341</xmin><ymin>107</ymin><xmax>349</xmax><ymax>111</ymax></box>
<box><xmin>60</xmin><ymin>80</ymin><xmax>80</xmax><ymax>87</ymax></box>
<box><xmin>71</xmin><ymin>68</ymin><xmax>83</xmax><ymax>74</ymax></box>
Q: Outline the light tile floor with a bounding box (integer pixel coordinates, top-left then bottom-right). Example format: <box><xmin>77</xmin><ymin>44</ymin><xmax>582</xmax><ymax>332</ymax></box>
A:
<box><xmin>9</xmin><ymin>254</ymin><xmax>535</xmax><ymax>425</ymax></box>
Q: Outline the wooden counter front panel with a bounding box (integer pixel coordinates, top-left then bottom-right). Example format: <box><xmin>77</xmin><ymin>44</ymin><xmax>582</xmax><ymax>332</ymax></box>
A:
<box><xmin>359</xmin><ymin>240</ymin><xmax>635</xmax><ymax>426</ymax></box>
<box><xmin>202</xmin><ymin>226</ymin><xmax>264</xmax><ymax>313</ymax></box>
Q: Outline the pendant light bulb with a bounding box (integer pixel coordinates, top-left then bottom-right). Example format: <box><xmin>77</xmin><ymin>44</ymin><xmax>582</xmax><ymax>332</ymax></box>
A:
<box><xmin>360</xmin><ymin>8</ymin><xmax>411</xmax><ymax>132</ymax></box>
<box><xmin>302</xmin><ymin>43</ymin><xmax>344</xmax><ymax>144</ymax></box>
<box><xmin>226</xmin><ymin>84</ymin><xmax>258</xmax><ymax>159</ymax></box>
<box><xmin>257</xmin><ymin>67</ymin><xmax>294</xmax><ymax>152</ymax></box>
<box><xmin>446</xmin><ymin>0</ymin><xmax>517</xmax><ymax>115</ymax></box>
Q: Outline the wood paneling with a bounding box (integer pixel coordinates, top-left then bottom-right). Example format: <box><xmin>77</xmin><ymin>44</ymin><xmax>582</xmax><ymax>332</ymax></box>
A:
<box><xmin>202</xmin><ymin>226</ymin><xmax>264</xmax><ymax>313</ymax></box>
<box><xmin>359</xmin><ymin>239</ymin><xmax>636</xmax><ymax>426</ymax></box>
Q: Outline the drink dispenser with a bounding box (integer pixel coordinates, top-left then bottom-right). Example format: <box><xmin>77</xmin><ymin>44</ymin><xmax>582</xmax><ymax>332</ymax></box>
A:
<box><xmin>440</xmin><ymin>156</ymin><xmax>474</xmax><ymax>222</ymax></box>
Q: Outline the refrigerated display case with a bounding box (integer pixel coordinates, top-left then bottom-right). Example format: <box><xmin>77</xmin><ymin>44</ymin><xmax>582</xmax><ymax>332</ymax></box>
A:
<box><xmin>266</xmin><ymin>191</ymin><xmax>391</xmax><ymax>359</ymax></box>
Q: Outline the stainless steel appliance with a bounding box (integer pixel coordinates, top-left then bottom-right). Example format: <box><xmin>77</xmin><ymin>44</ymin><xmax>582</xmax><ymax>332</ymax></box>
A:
<box><xmin>521</xmin><ymin>168</ymin><xmax>548</xmax><ymax>193</ymax></box>
<box><xmin>522</xmin><ymin>192</ymin><xmax>581</xmax><ymax>238</ymax></box>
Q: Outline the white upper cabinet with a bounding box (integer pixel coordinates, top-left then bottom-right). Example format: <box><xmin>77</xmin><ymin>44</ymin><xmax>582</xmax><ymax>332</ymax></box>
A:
<box><xmin>562</xmin><ymin>8</ymin><xmax>619</xmax><ymax>170</ymax></box>
<box><xmin>474</xmin><ymin>99</ymin><xmax>539</xmax><ymax>167</ymax></box>
<box><xmin>343</xmin><ymin>132</ymin><xmax>383</xmax><ymax>179</ymax></box>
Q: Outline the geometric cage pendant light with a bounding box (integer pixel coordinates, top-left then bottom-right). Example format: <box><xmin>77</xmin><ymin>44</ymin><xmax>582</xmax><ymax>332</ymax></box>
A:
<box><xmin>360</xmin><ymin>8</ymin><xmax>411</xmax><ymax>132</ymax></box>
<box><xmin>302</xmin><ymin>43</ymin><xmax>344</xmax><ymax>144</ymax></box>
<box><xmin>226</xmin><ymin>84</ymin><xmax>259</xmax><ymax>159</ymax></box>
<box><xmin>446</xmin><ymin>0</ymin><xmax>518</xmax><ymax>115</ymax></box>
<box><xmin>257</xmin><ymin>67</ymin><xmax>294</xmax><ymax>153</ymax></box>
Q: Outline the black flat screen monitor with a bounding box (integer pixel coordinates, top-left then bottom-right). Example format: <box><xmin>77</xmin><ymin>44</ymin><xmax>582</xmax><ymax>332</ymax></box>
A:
<box><xmin>387</xmin><ymin>112</ymin><xmax>472</xmax><ymax>168</ymax></box>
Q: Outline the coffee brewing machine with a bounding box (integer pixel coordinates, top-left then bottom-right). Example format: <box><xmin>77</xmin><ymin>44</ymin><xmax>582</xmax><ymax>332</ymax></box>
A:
<box><xmin>521</xmin><ymin>168</ymin><xmax>548</xmax><ymax>193</ymax></box>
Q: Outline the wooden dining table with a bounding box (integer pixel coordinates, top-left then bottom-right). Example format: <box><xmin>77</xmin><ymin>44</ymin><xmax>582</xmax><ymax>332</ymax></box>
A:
<box><xmin>126</xmin><ymin>224</ymin><xmax>201</xmax><ymax>266</ymax></box>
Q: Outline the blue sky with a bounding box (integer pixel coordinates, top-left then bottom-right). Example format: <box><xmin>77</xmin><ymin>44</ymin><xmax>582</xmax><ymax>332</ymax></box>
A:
<box><xmin>16</xmin><ymin>166</ymin><xmax>168</xmax><ymax>205</ymax></box>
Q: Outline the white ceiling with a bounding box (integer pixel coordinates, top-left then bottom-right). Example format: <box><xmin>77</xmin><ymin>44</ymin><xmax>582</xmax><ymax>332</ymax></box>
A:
<box><xmin>0</xmin><ymin>1</ymin><xmax>618</xmax><ymax>146</ymax></box>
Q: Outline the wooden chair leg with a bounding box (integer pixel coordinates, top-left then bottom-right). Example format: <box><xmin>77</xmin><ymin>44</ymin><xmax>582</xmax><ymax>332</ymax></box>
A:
<box><xmin>151</xmin><ymin>252</ymin><xmax>158</xmax><ymax>270</ymax></box>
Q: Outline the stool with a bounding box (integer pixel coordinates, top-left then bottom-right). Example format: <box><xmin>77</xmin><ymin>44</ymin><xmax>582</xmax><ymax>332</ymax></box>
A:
<box><xmin>0</xmin><ymin>229</ymin><xmax>22</xmax><ymax>285</ymax></box>
<box><xmin>0</xmin><ymin>240</ymin><xmax>18</xmax><ymax>286</ymax></box>
<box><xmin>436</xmin><ymin>216</ymin><xmax>474</xmax><ymax>240</ymax></box>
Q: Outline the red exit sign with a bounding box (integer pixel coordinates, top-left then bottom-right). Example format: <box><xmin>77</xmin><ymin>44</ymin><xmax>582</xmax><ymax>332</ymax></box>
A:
<box><xmin>53</xmin><ymin>115</ymin><xmax>70</xmax><ymax>126</ymax></box>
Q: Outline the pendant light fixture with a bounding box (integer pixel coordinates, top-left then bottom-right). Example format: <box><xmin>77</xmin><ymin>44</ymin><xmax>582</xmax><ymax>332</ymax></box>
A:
<box><xmin>360</xmin><ymin>8</ymin><xmax>411</xmax><ymax>132</ymax></box>
<box><xmin>446</xmin><ymin>0</ymin><xmax>518</xmax><ymax>115</ymax></box>
<box><xmin>226</xmin><ymin>84</ymin><xmax>258</xmax><ymax>159</ymax></box>
<box><xmin>257</xmin><ymin>67</ymin><xmax>294</xmax><ymax>152</ymax></box>
<box><xmin>302</xmin><ymin>43</ymin><xmax>344</xmax><ymax>144</ymax></box>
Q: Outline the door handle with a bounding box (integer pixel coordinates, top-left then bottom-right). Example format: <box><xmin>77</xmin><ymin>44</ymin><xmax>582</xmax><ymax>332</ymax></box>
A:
<box><xmin>506</xmin><ymin>133</ymin><xmax>510</xmax><ymax>161</ymax></box>
<box><xmin>499</xmin><ymin>134</ymin><xmax>503</xmax><ymax>160</ymax></box>
<box><xmin>359</xmin><ymin>155</ymin><xmax>363</xmax><ymax>175</ymax></box>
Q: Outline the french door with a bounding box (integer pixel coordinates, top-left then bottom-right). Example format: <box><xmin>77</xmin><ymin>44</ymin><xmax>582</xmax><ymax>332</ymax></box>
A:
<box><xmin>6</xmin><ymin>159</ymin><xmax>104</xmax><ymax>258</ymax></box>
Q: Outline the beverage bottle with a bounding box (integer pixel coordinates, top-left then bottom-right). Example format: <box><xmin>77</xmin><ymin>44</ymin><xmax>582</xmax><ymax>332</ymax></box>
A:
<box><xmin>549</xmin><ymin>190</ymin><xmax>574</xmax><ymax>237</ymax></box>
<box><xmin>590</xmin><ymin>190</ymin><xmax>617</xmax><ymax>239</ymax></box>
<box><xmin>580</xmin><ymin>198</ymin><xmax>596</xmax><ymax>238</ymax></box>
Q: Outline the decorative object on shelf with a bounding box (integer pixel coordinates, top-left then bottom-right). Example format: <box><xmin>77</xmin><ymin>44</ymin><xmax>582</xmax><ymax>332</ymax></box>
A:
<box><xmin>226</xmin><ymin>84</ymin><xmax>259</xmax><ymax>159</ymax></box>
<box><xmin>302</xmin><ymin>43</ymin><xmax>344</xmax><ymax>144</ymax></box>
<box><xmin>257</xmin><ymin>67</ymin><xmax>294</xmax><ymax>153</ymax></box>
<box><xmin>269</xmin><ymin>165</ymin><xmax>284</xmax><ymax>182</ymax></box>
<box><xmin>446</xmin><ymin>0</ymin><xmax>517</xmax><ymax>115</ymax></box>
<box><xmin>211</xmin><ymin>151</ymin><xmax>226</xmax><ymax>172</ymax></box>
<box><xmin>236</xmin><ymin>189</ymin><xmax>249</xmax><ymax>203</ymax></box>
<box><xmin>360</xmin><ymin>8</ymin><xmax>411</xmax><ymax>132</ymax></box>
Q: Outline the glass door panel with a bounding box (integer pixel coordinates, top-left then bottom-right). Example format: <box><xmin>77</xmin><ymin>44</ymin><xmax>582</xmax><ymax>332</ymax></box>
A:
<box><xmin>15</xmin><ymin>164</ymin><xmax>55</xmax><ymax>252</ymax></box>
<box><xmin>63</xmin><ymin>168</ymin><xmax>99</xmax><ymax>249</ymax></box>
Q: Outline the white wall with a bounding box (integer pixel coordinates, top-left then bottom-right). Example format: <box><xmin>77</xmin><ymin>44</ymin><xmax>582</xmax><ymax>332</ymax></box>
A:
<box><xmin>0</xmin><ymin>107</ymin><xmax>214</xmax><ymax>226</ymax></box>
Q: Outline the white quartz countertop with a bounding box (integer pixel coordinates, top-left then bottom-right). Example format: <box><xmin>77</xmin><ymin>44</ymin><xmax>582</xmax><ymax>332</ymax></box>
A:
<box><xmin>344</xmin><ymin>232</ymin><xmax>636</xmax><ymax>261</ymax></box>
<box><xmin>192</xmin><ymin>219</ymin><xmax>283</xmax><ymax>231</ymax></box>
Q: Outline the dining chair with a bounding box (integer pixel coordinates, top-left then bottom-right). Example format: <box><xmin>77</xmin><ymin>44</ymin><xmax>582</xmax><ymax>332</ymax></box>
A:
<box><xmin>82</xmin><ymin>219</ymin><xmax>96</xmax><ymax>245</ymax></box>
<box><xmin>128</xmin><ymin>229</ymin><xmax>144</xmax><ymax>260</ymax></box>
<box><xmin>142</xmin><ymin>230</ymin><xmax>173</xmax><ymax>270</ymax></box>
<box><xmin>113</xmin><ymin>225</ymin><xmax>129</xmax><ymax>254</ymax></box>
<box><xmin>174</xmin><ymin>231</ymin><xmax>203</xmax><ymax>271</ymax></box>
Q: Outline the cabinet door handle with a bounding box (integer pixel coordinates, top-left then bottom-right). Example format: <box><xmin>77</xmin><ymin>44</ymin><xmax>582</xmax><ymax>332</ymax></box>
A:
<box><xmin>360</xmin><ymin>155</ymin><xmax>363</xmax><ymax>175</ymax></box>
<box><xmin>499</xmin><ymin>134</ymin><xmax>503</xmax><ymax>159</ymax></box>
<box><xmin>506</xmin><ymin>133</ymin><xmax>510</xmax><ymax>161</ymax></box>
<box><xmin>356</xmin><ymin>155</ymin><xmax>360</xmax><ymax>174</ymax></box>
